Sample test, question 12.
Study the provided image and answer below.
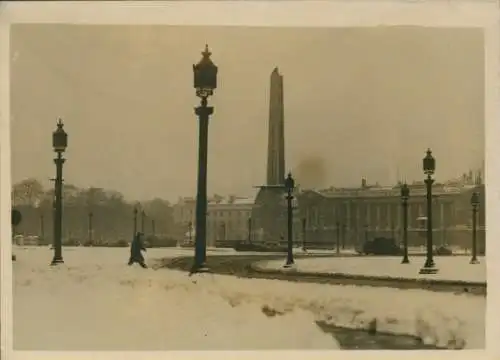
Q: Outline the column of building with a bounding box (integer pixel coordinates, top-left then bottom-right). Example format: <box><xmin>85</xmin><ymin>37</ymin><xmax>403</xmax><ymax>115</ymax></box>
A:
<box><xmin>367</xmin><ymin>201</ymin><xmax>371</xmax><ymax>230</ymax></box>
<box><xmin>375</xmin><ymin>203</ymin><xmax>381</xmax><ymax>234</ymax></box>
<box><xmin>355</xmin><ymin>203</ymin><xmax>361</xmax><ymax>246</ymax></box>
<box><xmin>397</xmin><ymin>199</ymin><xmax>401</xmax><ymax>239</ymax></box>
<box><xmin>440</xmin><ymin>201</ymin><xmax>445</xmax><ymax>245</ymax></box>
<box><xmin>346</xmin><ymin>201</ymin><xmax>351</xmax><ymax>246</ymax></box>
<box><xmin>388</xmin><ymin>202</ymin><xmax>394</xmax><ymax>236</ymax></box>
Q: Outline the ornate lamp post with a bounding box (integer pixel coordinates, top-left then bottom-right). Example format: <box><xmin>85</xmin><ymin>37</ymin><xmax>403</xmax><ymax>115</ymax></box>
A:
<box><xmin>302</xmin><ymin>218</ymin><xmax>307</xmax><ymax>251</ymax></box>
<box><xmin>40</xmin><ymin>213</ymin><xmax>45</xmax><ymax>241</ymax></box>
<box><xmin>400</xmin><ymin>183</ymin><xmax>410</xmax><ymax>264</ymax></box>
<box><xmin>191</xmin><ymin>44</ymin><xmax>218</xmax><ymax>273</ymax></box>
<box><xmin>419</xmin><ymin>148</ymin><xmax>438</xmax><ymax>274</ymax></box>
<box><xmin>51</xmin><ymin>118</ymin><xmax>68</xmax><ymax>266</ymax></box>
<box><xmin>141</xmin><ymin>210</ymin><xmax>146</xmax><ymax>233</ymax></box>
<box><xmin>284</xmin><ymin>172</ymin><xmax>295</xmax><ymax>267</ymax></box>
<box><xmin>335</xmin><ymin>221</ymin><xmax>340</xmax><ymax>254</ymax></box>
<box><xmin>470</xmin><ymin>192</ymin><xmax>480</xmax><ymax>264</ymax></box>
<box><xmin>247</xmin><ymin>217</ymin><xmax>252</xmax><ymax>244</ymax></box>
<box><xmin>133</xmin><ymin>206</ymin><xmax>138</xmax><ymax>236</ymax></box>
<box><xmin>88</xmin><ymin>211</ymin><xmax>94</xmax><ymax>244</ymax></box>
<box><xmin>341</xmin><ymin>223</ymin><xmax>347</xmax><ymax>249</ymax></box>
<box><xmin>188</xmin><ymin>221</ymin><xmax>193</xmax><ymax>243</ymax></box>
<box><xmin>35</xmin><ymin>201</ymin><xmax>45</xmax><ymax>242</ymax></box>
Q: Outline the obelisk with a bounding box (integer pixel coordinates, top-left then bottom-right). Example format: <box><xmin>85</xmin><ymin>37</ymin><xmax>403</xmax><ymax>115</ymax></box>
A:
<box><xmin>266</xmin><ymin>67</ymin><xmax>285</xmax><ymax>185</ymax></box>
<box><xmin>250</xmin><ymin>67</ymin><xmax>288</xmax><ymax>245</ymax></box>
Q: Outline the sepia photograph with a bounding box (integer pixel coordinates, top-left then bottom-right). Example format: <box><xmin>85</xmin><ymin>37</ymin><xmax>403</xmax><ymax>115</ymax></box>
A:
<box><xmin>1</xmin><ymin>1</ymin><xmax>499</xmax><ymax>357</ymax></box>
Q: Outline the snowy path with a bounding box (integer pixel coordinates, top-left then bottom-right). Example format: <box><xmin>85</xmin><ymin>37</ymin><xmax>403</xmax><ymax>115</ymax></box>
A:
<box><xmin>13</xmin><ymin>247</ymin><xmax>485</xmax><ymax>350</ymax></box>
<box><xmin>256</xmin><ymin>256</ymin><xmax>486</xmax><ymax>283</ymax></box>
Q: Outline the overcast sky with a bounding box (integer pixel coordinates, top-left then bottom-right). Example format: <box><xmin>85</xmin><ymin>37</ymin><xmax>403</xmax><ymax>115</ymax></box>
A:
<box><xmin>10</xmin><ymin>25</ymin><xmax>484</xmax><ymax>202</ymax></box>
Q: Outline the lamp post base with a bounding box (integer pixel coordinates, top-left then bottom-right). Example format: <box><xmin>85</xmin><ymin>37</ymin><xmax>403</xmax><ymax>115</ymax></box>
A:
<box><xmin>50</xmin><ymin>257</ymin><xmax>64</xmax><ymax>266</ymax></box>
<box><xmin>419</xmin><ymin>266</ymin><xmax>438</xmax><ymax>274</ymax></box>
<box><xmin>283</xmin><ymin>261</ymin><xmax>295</xmax><ymax>268</ymax></box>
<box><xmin>190</xmin><ymin>262</ymin><xmax>210</xmax><ymax>275</ymax></box>
<box><xmin>470</xmin><ymin>258</ymin><xmax>480</xmax><ymax>265</ymax></box>
<box><xmin>401</xmin><ymin>257</ymin><xmax>410</xmax><ymax>264</ymax></box>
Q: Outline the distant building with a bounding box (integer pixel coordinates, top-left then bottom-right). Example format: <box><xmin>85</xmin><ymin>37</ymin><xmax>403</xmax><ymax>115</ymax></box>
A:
<box><xmin>207</xmin><ymin>196</ymin><xmax>254</xmax><ymax>247</ymax></box>
<box><xmin>172</xmin><ymin>195</ymin><xmax>255</xmax><ymax>247</ymax></box>
<box><xmin>172</xmin><ymin>196</ymin><xmax>196</xmax><ymax>228</ymax></box>
<box><xmin>297</xmin><ymin>177</ymin><xmax>485</xmax><ymax>251</ymax></box>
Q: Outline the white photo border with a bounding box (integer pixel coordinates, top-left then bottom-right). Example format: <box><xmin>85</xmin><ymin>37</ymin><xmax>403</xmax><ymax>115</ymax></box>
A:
<box><xmin>0</xmin><ymin>1</ymin><xmax>498</xmax><ymax>360</ymax></box>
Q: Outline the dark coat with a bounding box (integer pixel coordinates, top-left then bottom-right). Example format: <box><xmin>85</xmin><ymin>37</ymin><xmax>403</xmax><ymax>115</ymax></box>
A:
<box><xmin>130</xmin><ymin>235</ymin><xmax>146</xmax><ymax>262</ymax></box>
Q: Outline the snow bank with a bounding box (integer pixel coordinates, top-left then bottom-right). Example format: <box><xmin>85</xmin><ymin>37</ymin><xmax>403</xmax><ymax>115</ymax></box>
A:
<box><xmin>209</xmin><ymin>272</ymin><xmax>485</xmax><ymax>349</ymax></box>
<box><xmin>13</xmin><ymin>247</ymin><xmax>337</xmax><ymax>350</ymax></box>
<box><xmin>13</xmin><ymin>247</ymin><xmax>484</xmax><ymax>350</ymax></box>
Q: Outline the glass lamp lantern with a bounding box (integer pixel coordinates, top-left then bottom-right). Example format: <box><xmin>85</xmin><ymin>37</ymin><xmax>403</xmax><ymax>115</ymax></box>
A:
<box><xmin>423</xmin><ymin>148</ymin><xmax>436</xmax><ymax>176</ymax></box>
<box><xmin>193</xmin><ymin>44</ymin><xmax>218</xmax><ymax>98</ymax></box>
<box><xmin>52</xmin><ymin>118</ymin><xmax>68</xmax><ymax>153</ymax></box>
<box><xmin>471</xmin><ymin>192</ymin><xmax>480</xmax><ymax>208</ymax></box>
<box><xmin>400</xmin><ymin>183</ymin><xmax>410</xmax><ymax>201</ymax></box>
<box><xmin>284</xmin><ymin>172</ymin><xmax>295</xmax><ymax>192</ymax></box>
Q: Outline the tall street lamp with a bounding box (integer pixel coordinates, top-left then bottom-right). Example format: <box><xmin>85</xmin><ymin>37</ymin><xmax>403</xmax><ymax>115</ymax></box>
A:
<box><xmin>188</xmin><ymin>221</ymin><xmax>193</xmax><ymax>244</ymax></box>
<box><xmin>301</xmin><ymin>218</ymin><xmax>307</xmax><ymax>251</ymax></box>
<box><xmin>247</xmin><ymin>217</ymin><xmax>252</xmax><ymax>244</ymax></box>
<box><xmin>335</xmin><ymin>221</ymin><xmax>340</xmax><ymax>254</ymax></box>
<box><xmin>88</xmin><ymin>211</ymin><xmax>94</xmax><ymax>244</ymax></box>
<box><xmin>284</xmin><ymin>172</ymin><xmax>295</xmax><ymax>267</ymax></box>
<box><xmin>470</xmin><ymin>192</ymin><xmax>480</xmax><ymax>264</ymax></box>
<box><xmin>341</xmin><ymin>223</ymin><xmax>347</xmax><ymax>249</ymax></box>
<box><xmin>419</xmin><ymin>148</ymin><xmax>438</xmax><ymax>274</ymax></box>
<box><xmin>40</xmin><ymin>213</ymin><xmax>45</xmax><ymax>242</ymax></box>
<box><xmin>141</xmin><ymin>210</ymin><xmax>146</xmax><ymax>233</ymax></box>
<box><xmin>191</xmin><ymin>44</ymin><xmax>218</xmax><ymax>273</ymax></box>
<box><xmin>51</xmin><ymin>118</ymin><xmax>68</xmax><ymax>266</ymax></box>
<box><xmin>133</xmin><ymin>206</ymin><xmax>138</xmax><ymax>236</ymax></box>
<box><xmin>400</xmin><ymin>182</ymin><xmax>410</xmax><ymax>264</ymax></box>
<box><xmin>35</xmin><ymin>201</ymin><xmax>44</xmax><ymax>243</ymax></box>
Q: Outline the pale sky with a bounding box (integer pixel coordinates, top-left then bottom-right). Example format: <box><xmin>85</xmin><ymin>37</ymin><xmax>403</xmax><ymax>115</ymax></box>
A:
<box><xmin>10</xmin><ymin>25</ymin><xmax>484</xmax><ymax>202</ymax></box>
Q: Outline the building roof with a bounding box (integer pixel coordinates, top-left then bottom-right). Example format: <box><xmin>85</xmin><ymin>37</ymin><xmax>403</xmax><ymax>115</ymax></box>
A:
<box><xmin>303</xmin><ymin>183</ymin><xmax>481</xmax><ymax>199</ymax></box>
<box><xmin>175</xmin><ymin>194</ymin><xmax>256</xmax><ymax>207</ymax></box>
<box><xmin>208</xmin><ymin>196</ymin><xmax>255</xmax><ymax>206</ymax></box>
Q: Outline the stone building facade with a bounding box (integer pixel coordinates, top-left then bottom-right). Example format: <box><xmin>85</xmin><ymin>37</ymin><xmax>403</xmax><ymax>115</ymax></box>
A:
<box><xmin>172</xmin><ymin>195</ymin><xmax>254</xmax><ymax>247</ymax></box>
<box><xmin>296</xmin><ymin>181</ymin><xmax>485</xmax><ymax>250</ymax></box>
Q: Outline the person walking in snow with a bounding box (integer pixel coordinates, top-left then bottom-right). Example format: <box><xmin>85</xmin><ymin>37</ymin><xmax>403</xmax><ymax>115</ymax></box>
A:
<box><xmin>128</xmin><ymin>232</ymin><xmax>147</xmax><ymax>268</ymax></box>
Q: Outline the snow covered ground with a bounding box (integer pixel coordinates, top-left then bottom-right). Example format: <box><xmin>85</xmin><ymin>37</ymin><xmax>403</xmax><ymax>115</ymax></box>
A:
<box><xmin>13</xmin><ymin>246</ymin><xmax>485</xmax><ymax>350</ymax></box>
<box><xmin>257</xmin><ymin>256</ymin><xmax>486</xmax><ymax>282</ymax></box>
